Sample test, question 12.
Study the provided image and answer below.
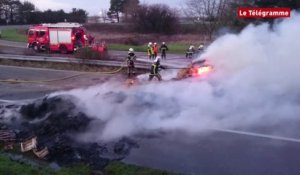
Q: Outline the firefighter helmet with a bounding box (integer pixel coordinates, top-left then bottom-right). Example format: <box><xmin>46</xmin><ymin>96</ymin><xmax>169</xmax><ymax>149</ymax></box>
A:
<box><xmin>154</xmin><ymin>56</ymin><xmax>160</xmax><ymax>63</ymax></box>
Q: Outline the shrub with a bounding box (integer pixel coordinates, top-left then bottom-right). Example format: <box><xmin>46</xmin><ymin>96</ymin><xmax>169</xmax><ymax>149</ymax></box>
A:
<box><xmin>132</xmin><ymin>4</ymin><xmax>179</xmax><ymax>34</ymax></box>
<box><xmin>74</xmin><ymin>47</ymin><xmax>109</xmax><ymax>60</ymax></box>
<box><xmin>124</xmin><ymin>36</ymin><xmax>141</xmax><ymax>45</ymax></box>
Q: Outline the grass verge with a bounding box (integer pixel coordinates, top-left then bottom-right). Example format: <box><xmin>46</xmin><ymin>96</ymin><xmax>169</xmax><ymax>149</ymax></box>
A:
<box><xmin>109</xmin><ymin>43</ymin><xmax>190</xmax><ymax>54</ymax></box>
<box><xmin>1</xmin><ymin>29</ymin><xmax>27</xmax><ymax>42</ymax></box>
<box><xmin>0</xmin><ymin>155</ymin><xmax>91</xmax><ymax>175</ymax></box>
<box><xmin>0</xmin><ymin>27</ymin><xmax>191</xmax><ymax>54</ymax></box>
<box><xmin>105</xmin><ymin>162</ymin><xmax>177</xmax><ymax>175</ymax></box>
<box><xmin>0</xmin><ymin>154</ymin><xmax>177</xmax><ymax>175</ymax></box>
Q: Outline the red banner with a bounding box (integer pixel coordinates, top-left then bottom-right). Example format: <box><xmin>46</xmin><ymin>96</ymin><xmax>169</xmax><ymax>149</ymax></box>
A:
<box><xmin>237</xmin><ymin>8</ymin><xmax>291</xmax><ymax>18</ymax></box>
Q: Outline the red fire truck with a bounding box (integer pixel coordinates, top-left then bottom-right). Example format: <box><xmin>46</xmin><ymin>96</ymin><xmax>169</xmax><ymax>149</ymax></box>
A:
<box><xmin>27</xmin><ymin>23</ymin><xmax>92</xmax><ymax>53</ymax></box>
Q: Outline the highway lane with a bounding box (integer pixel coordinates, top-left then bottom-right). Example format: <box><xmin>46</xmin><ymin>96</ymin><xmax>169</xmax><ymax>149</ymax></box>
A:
<box><xmin>125</xmin><ymin>129</ymin><xmax>300</xmax><ymax>175</ymax></box>
<box><xmin>1</xmin><ymin>64</ymin><xmax>300</xmax><ymax>175</ymax></box>
<box><xmin>0</xmin><ymin>65</ymin><xmax>119</xmax><ymax>100</ymax></box>
<box><xmin>0</xmin><ymin>39</ymin><xmax>27</xmax><ymax>48</ymax></box>
<box><xmin>0</xmin><ymin>39</ymin><xmax>186</xmax><ymax>59</ymax></box>
<box><xmin>0</xmin><ymin>40</ymin><xmax>191</xmax><ymax>68</ymax></box>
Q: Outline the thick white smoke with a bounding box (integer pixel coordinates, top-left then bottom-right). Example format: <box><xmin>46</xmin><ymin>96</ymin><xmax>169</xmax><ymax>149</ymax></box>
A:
<box><xmin>52</xmin><ymin>12</ymin><xmax>300</xmax><ymax>142</ymax></box>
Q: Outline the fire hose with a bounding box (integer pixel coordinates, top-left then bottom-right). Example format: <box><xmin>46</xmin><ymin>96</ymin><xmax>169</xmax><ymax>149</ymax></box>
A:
<box><xmin>0</xmin><ymin>64</ymin><xmax>124</xmax><ymax>84</ymax></box>
<box><xmin>0</xmin><ymin>60</ymin><xmax>201</xmax><ymax>84</ymax></box>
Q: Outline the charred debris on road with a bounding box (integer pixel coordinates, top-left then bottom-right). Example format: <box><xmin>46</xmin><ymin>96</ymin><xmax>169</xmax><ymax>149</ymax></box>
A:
<box><xmin>0</xmin><ymin>95</ymin><xmax>139</xmax><ymax>171</ymax></box>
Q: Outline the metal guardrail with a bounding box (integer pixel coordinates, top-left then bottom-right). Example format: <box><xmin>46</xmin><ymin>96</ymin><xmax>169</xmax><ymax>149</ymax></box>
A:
<box><xmin>0</xmin><ymin>40</ymin><xmax>188</xmax><ymax>69</ymax></box>
<box><xmin>0</xmin><ymin>53</ymin><xmax>151</xmax><ymax>69</ymax></box>
<box><xmin>0</xmin><ymin>53</ymin><xmax>187</xmax><ymax>69</ymax></box>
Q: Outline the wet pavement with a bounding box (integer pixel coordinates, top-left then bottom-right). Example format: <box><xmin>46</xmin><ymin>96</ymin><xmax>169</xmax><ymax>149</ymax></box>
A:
<box><xmin>0</xmin><ymin>39</ymin><xmax>192</xmax><ymax>67</ymax></box>
<box><xmin>125</xmin><ymin>130</ymin><xmax>300</xmax><ymax>175</ymax></box>
<box><xmin>1</xmin><ymin>65</ymin><xmax>300</xmax><ymax>175</ymax></box>
<box><xmin>0</xmin><ymin>65</ymin><xmax>117</xmax><ymax>100</ymax></box>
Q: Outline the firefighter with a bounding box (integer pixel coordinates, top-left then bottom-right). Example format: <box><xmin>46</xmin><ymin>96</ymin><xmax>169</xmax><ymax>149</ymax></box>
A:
<box><xmin>198</xmin><ymin>44</ymin><xmax>204</xmax><ymax>53</ymax></box>
<box><xmin>127</xmin><ymin>48</ymin><xmax>136</xmax><ymax>78</ymax></box>
<box><xmin>186</xmin><ymin>45</ymin><xmax>195</xmax><ymax>59</ymax></box>
<box><xmin>159</xmin><ymin>42</ymin><xmax>169</xmax><ymax>59</ymax></box>
<box><xmin>147</xmin><ymin>42</ymin><xmax>154</xmax><ymax>60</ymax></box>
<box><xmin>74</xmin><ymin>31</ymin><xmax>84</xmax><ymax>49</ymax></box>
<box><xmin>153</xmin><ymin>42</ymin><xmax>159</xmax><ymax>58</ymax></box>
<box><xmin>87</xmin><ymin>34</ymin><xmax>95</xmax><ymax>45</ymax></box>
<box><xmin>149</xmin><ymin>56</ymin><xmax>166</xmax><ymax>81</ymax></box>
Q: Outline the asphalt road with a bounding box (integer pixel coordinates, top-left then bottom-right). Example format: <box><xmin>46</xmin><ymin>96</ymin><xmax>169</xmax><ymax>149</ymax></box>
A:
<box><xmin>0</xmin><ymin>65</ymin><xmax>119</xmax><ymax>100</ymax></box>
<box><xmin>0</xmin><ymin>39</ymin><xmax>185</xmax><ymax>58</ymax></box>
<box><xmin>0</xmin><ymin>39</ymin><xmax>27</xmax><ymax>48</ymax></box>
<box><xmin>1</xmin><ymin>65</ymin><xmax>300</xmax><ymax>175</ymax></box>
<box><xmin>125</xmin><ymin>129</ymin><xmax>300</xmax><ymax>175</ymax></box>
<box><xmin>3</xmin><ymin>39</ymin><xmax>299</xmax><ymax>175</ymax></box>
<box><xmin>0</xmin><ymin>39</ymin><xmax>190</xmax><ymax>64</ymax></box>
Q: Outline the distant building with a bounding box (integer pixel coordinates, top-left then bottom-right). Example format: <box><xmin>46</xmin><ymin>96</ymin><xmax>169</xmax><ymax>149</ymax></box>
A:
<box><xmin>87</xmin><ymin>16</ymin><xmax>118</xmax><ymax>24</ymax></box>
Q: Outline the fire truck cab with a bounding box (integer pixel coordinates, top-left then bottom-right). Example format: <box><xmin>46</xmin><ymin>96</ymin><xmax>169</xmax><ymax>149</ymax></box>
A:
<box><xmin>28</xmin><ymin>23</ymin><xmax>91</xmax><ymax>53</ymax></box>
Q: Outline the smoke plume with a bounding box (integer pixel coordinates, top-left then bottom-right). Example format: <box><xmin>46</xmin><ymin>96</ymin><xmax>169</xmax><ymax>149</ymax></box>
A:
<box><xmin>52</xmin><ymin>12</ymin><xmax>300</xmax><ymax>142</ymax></box>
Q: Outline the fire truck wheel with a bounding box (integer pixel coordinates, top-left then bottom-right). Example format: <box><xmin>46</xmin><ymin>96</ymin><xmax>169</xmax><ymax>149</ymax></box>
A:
<box><xmin>33</xmin><ymin>44</ymin><xmax>40</xmax><ymax>52</ymax></box>
<box><xmin>59</xmin><ymin>45</ymin><xmax>68</xmax><ymax>54</ymax></box>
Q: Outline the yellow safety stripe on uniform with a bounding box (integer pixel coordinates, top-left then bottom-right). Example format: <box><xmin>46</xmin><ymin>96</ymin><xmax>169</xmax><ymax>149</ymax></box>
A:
<box><xmin>150</xmin><ymin>64</ymin><xmax>157</xmax><ymax>75</ymax></box>
<box><xmin>148</xmin><ymin>47</ymin><xmax>154</xmax><ymax>55</ymax></box>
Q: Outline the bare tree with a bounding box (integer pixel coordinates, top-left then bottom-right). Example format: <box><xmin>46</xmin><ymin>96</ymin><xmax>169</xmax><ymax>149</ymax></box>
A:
<box><xmin>184</xmin><ymin>0</ymin><xmax>232</xmax><ymax>40</ymax></box>
<box><xmin>18</xmin><ymin>1</ymin><xmax>35</xmax><ymax>24</ymax></box>
<box><xmin>133</xmin><ymin>4</ymin><xmax>179</xmax><ymax>34</ymax></box>
<box><xmin>89</xmin><ymin>15</ymin><xmax>100</xmax><ymax>23</ymax></box>
<box><xmin>1</xmin><ymin>0</ymin><xmax>21</xmax><ymax>24</ymax></box>
<box><xmin>99</xmin><ymin>9</ymin><xmax>109</xmax><ymax>23</ymax></box>
<box><xmin>123</xmin><ymin>0</ymin><xmax>139</xmax><ymax>22</ymax></box>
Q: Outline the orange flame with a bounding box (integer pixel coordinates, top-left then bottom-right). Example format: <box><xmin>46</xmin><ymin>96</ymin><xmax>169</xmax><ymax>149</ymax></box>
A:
<box><xmin>197</xmin><ymin>66</ymin><xmax>212</xmax><ymax>75</ymax></box>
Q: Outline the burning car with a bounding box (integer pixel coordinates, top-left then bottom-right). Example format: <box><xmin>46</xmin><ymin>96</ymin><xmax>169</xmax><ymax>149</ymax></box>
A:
<box><xmin>176</xmin><ymin>59</ymin><xmax>213</xmax><ymax>80</ymax></box>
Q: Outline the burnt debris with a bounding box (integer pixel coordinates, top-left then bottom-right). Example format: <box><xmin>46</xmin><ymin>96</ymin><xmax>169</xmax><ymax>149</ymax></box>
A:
<box><xmin>0</xmin><ymin>95</ymin><xmax>138</xmax><ymax>170</ymax></box>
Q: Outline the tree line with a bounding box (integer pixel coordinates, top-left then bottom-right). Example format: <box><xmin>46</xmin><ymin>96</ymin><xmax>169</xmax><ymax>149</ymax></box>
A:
<box><xmin>108</xmin><ymin>0</ymin><xmax>179</xmax><ymax>34</ymax></box>
<box><xmin>184</xmin><ymin>0</ymin><xmax>300</xmax><ymax>39</ymax></box>
<box><xmin>0</xmin><ymin>0</ymin><xmax>88</xmax><ymax>24</ymax></box>
<box><xmin>107</xmin><ymin>0</ymin><xmax>300</xmax><ymax>36</ymax></box>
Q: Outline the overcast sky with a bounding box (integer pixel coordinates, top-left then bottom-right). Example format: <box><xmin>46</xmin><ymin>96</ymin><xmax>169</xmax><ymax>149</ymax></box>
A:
<box><xmin>22</xmin><ymin>0</ymin><xmax>184</xmax><ymax>15</ymax></box>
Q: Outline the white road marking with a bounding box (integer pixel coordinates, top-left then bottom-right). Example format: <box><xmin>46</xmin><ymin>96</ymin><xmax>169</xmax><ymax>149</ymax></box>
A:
<box><xmin>215</xmin><ymin>128</ymin><xmax>300</xmax><ymax>143</ymax></box>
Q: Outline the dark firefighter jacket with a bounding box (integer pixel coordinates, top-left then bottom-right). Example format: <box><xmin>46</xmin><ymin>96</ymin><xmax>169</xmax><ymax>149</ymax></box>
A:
<box><xmin>160</xmin><ymin>44</ymin><xmax>169</xmax><ymax>52</ymax></box>
<box><xmin>127</xmin><ymin>53</ymin><xmax>136</xmax><ymax>67</ymax></box>
<box><xmin>150</xmin><ymin>62</ymin><xmax>165</xmax><ymax>74</ymax></box>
